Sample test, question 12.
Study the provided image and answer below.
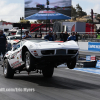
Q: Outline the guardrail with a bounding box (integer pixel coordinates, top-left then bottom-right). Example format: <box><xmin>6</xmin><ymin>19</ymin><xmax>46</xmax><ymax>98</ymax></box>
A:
<box><xmin>79</xmin><ymin>51</ymin><xmax>100</xmax><ymax>61</ymax></box>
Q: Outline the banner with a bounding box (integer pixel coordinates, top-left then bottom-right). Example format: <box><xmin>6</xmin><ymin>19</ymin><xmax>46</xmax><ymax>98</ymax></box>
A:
<box><xmin>86</xmin><ymin>55</ymin><xmax>91</xmax><ymax>61</ymax></box>
<box><xmin>88</xmin><ymin>42</ymin><xmax>100</xmax><ymax>51</ymax></box>
<box><xmin>96</xmin><ymin>60</ymin><xmax>100</xmax><ymax>68</ymax></box>
<box><xmin>86</xmin><ymin>55</ymin><xmax>96</xmax><ymax>61</ymax></box>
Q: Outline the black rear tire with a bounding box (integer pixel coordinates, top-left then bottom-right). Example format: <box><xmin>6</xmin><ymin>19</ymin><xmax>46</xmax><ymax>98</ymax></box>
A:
<box><xmin>3</xmin><ymin>59</ymin><xmax>14</xmax><ymax>78</ymax></box>
<box><xmin>42</xmin><ymin>67</ymin><xmax>54</xmax><ymax>78</ymax></box>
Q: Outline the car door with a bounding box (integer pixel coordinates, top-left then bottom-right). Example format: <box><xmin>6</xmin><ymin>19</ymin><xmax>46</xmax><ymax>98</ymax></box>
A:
<box><xmin>8</xmin><ymin>41</ymin><xmax>23</xmax><ymax>69</ymax></box>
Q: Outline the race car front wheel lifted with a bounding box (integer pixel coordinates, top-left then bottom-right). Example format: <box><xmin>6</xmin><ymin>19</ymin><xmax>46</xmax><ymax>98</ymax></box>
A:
<box><xmin>3</xmin><ymin>59</ymin><xmax>14</xmax><ymax>78</ymax></box>
<box><xmin>67</xmin><ymin>57</ymin><xmax>76</xmax><ymax>69</ymax></box>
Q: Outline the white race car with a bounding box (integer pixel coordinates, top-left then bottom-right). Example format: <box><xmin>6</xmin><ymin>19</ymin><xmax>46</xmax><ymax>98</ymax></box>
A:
<box><xmin>3</xmin><ymin>39</ymin><xmax>79</xmax><ymax>78</ymax></box>
<box><xmin>7</xmin><ymin>35</ymin><xmax>21</xmax><ymax>45</ymax></box>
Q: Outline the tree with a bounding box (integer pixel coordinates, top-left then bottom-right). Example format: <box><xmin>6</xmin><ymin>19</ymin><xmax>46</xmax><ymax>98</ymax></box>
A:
<box><xmin>87</xmin><ymin>19</ymin><xmax>93</xmax><ymax>23</ymax></box>
<box><xmin>71</xmin><ymin>6</ymin><xmax>77</xmax><ymax>17</ymax></box>
<box><xmin>76</xmin><ymin>4</ymin><xmax>87</xmax><ymax>17</ymax></box>
<box><xmin>82</xmin><ymin>11</ymin><xmax>87</xmax><ymax>16</ymax></box>
<box><xmin>97</xmin><ymin>14</ymin><xmax>100</xmax><ymax>18</ymax></box>
<box><xmin>76</xmin><ymin>4</ymin><xmax>83</xmax><ymax>17</ymax></box>
<box><xmin>19</xmin><ymin>17</ymin><xmax>30</xmax><ymax>24</ymax></box>
<box><xmin>71</xmin><ymin>4</ymin><xmax>87</xmax><ymax>21</ymax></box>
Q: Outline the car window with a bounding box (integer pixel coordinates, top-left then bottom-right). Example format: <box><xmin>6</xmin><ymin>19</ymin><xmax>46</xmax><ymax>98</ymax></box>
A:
<box><xmin>17</xmin><ymin>44</ymin><xmax>20</xmax><ymax>49</ymax></box>
<box><xmin>14</xmin><ymin>37</ymin><xmax>21</xmax><ymax>39</ymax></box>
<box><xmin>13</xmin><ymin>41</ymin><xmax>21</xmax><ymax>51</ymax></box>
<box><xmin>16</xmin><ymin>31</ymin><xmax>25</xmax><ymax>35</ymax></box>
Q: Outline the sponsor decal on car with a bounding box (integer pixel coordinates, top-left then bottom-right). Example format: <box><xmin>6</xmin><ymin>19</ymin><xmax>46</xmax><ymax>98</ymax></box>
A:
<box><xmin>13</xmin><ymin>63</ymin><xmax>21</xmax><ymax>68</ymax></box>
<box><xmin>13</xmin><ymin>40</ymin><xmax>20</xmax><ymax>43</ymax></box>
<box><xmin>11</xmin><ymin>61</ymin><xmax>19</xmax><ymax>67</ymax></box>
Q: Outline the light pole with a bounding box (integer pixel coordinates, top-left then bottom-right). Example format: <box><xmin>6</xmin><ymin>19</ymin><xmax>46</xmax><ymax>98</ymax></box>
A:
<box><xmin>46</xmin><ymin>0</ymin><xmax>49</xmax><ymax>34</ymax></box>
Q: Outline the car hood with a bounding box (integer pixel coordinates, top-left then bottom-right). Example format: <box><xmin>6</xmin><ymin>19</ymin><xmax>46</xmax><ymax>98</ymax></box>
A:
<box><xmin>30</xmin><ymin>41</ymin><xmax>79</xmax><ymax>50</ymax></box>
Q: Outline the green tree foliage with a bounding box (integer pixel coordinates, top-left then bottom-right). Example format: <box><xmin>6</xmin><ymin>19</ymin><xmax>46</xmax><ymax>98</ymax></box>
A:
<box><xmin>71</xmin><ymin>6</ymin><xmax>77</xmax><ymax>17</ymax></box>
<box><xmin>76</xmin><ymin>4</ymin><xmax>83</xmax><ymax>17</ymax></box>
<box><xmin>97</xmin><ymin>14</ymin><xmax>100</xmax><ymax>18</ymax></box>
<box><xmin>87</xmin><ymin>19</ymin><xmax>93</xmax><ymax>23</ymax></box>
<box><xmin>71</xmin><ymin>4</ymin><xmax>87</xmax><ymax>18</ymax></box>
<box><xmin>19</xmin><ymin>17</ymin><xmax>30</xmax><ymax>24</ymax></box>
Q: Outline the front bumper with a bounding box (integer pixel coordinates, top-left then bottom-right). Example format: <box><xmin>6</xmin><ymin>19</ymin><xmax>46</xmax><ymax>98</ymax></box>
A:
<box><xmin>34</xmin><ymin>52</ymin><xmax>78</xmax><ymax>65</ymax></box>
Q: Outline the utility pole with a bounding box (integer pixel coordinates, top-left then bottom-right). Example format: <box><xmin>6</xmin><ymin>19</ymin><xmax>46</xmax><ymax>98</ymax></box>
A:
<box><xmin>46</xmin><ymin>0</ymin><xmax>49</xmax><ymax>33</ymax></box>
<box><xmin>91</xmin><ymin>9</ymin><xmax>93</xmax><ymax>23</ymax></box>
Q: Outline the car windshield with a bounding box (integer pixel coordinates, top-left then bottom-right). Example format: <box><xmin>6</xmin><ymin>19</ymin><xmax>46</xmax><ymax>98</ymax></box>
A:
<box><xmin>16</xmin><ymin>31</ymin><xmax>25</xmax><ymax>35</ymax></box>
<box><xmin>10</xmin><ymin>36</ymin><xmax>21</xmax><ymax>40</ymax></box>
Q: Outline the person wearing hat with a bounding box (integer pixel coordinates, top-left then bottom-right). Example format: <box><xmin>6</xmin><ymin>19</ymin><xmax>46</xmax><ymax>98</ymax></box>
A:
<box><xmin>44</xmin><ymin>30</ymin><xmax>54</xmax><ymax>41</ymax></box>
<box><xmin>0</xmin><ymin>29</ymin><xmax>7</xmax><ymax>58</ymax></box>
<box><xmin>22</xmin><ymin>30</ymin><xmax>32</xmax><ymax>39</ymax></box>
<box><xmin>67</xmin><ymin>31</ymin><xmax>76</xmax><ymax>41</ymax></box>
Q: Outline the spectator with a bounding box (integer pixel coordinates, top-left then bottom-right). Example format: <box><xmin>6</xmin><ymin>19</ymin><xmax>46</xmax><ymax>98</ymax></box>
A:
<box><xmin>75</xmin><ymin>32</ymin><xmax>79</xmax><ymax>42</ymax></box>
<box><xmin>82</xmin><ymin>34</ymin><xmax>85</xmax><ymax>41</ymax></box>
<box><xmin>60</xmin><ymin>31</ymin><xmax>64</xmax><ymax>41</ymax></box>
<box><xmin>96</xmin><ymin>32</ymin><xmax>100</xmax><ymax>39</ymax></box>
<box><xmin>63</xmin><ymin>31</ymin><xmax>69</xmax><ymax>42</ymax></box>
<box><xmin>53</xmin><ymin>32</ymin><xmax>57</xmax><ymax>41</ymax></box>
<box><xmin>7</xmin><ymin>43</ymin><xmax>12</xmax><ymax>51</ymax></box>
<box><xmin>67</xmin><ymin>32</ymin><xmax>76</xmax><ymax>41</ymax></box>
<box><xmin>68</xmin><ymin>33</ymin><xmax>70</xmax><ymax>37</ymax></box>
<box><xmin>0</xmin><ymin>29</ymin><xmax>7</xmax><ymax>58</ymax></box>
<box><xmin>22</xmin><ymin>30</ymin><xmax>32</xmax><ymax>39</ymax></box>
<box><xmin>38</xmin><ymin>32</ymin><xmax>42</xmax><ymax>38</ymax></box>
<box><xmin>44</xmin><ymin>30</ymin><xmax>54</xmax><ymax>41</ymax></box>
<box><xmin>35</xmin><ymin>33</ymin><xmax>37</xmax><ymax>38</ymax></box>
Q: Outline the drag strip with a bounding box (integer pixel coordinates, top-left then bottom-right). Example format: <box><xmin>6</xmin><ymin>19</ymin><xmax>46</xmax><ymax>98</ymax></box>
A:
<box><xmin>73</xmin><ymin>68</ymin><xmax>100</xmax><ymax>75</ymax></box>
<box><xmin>0</xmin><ymin>65</ymin><xmax>100</xmax><ymax>100</ymax></box>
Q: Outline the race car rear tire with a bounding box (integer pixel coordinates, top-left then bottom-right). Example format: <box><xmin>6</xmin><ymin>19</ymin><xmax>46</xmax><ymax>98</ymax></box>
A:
<box><xmin>67</xmin><ymin>57</ymin><xmax>76</xmax><ymax>69</ymax></box>
<box><xmin>42</xmin><ymin>67</ymin><xmax>54</xmax><ymax>78</ymax></box>
<box><xmin>3</xmin><ymin>59</ymin><xmax>14</xmax><ymax>78</ymax></box>
<box><xmin>24</xmin><ymin>51</ymin><xmax>34</xmax><ymax>72</ymax></box>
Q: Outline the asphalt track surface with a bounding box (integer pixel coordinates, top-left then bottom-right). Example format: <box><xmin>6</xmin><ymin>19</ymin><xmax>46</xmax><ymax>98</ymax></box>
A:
<box><xmin>0</xmin><ymin>64</ymin><xmax>100</xmax><ymax>100</ymax></box>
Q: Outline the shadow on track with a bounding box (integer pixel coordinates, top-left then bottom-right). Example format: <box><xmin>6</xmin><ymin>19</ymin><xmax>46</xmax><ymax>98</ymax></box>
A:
<box><xmin>13</xmin><ymin>74</ymin><xmax>100</xmax><ymax>90</ymax></box>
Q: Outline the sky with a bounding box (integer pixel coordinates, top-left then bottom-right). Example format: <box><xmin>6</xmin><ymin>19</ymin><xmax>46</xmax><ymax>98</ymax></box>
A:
<box><xmin>0</xmin><ymin>0</ymin><xmax>100</xmax><ymax>22</ymax></box>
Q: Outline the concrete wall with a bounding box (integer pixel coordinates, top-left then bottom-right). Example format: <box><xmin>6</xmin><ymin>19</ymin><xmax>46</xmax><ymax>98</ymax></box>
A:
<box><xmin>78</xmin><ymin>42</ymin><xmax>88</xmax><ymax>50</ymax></box>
